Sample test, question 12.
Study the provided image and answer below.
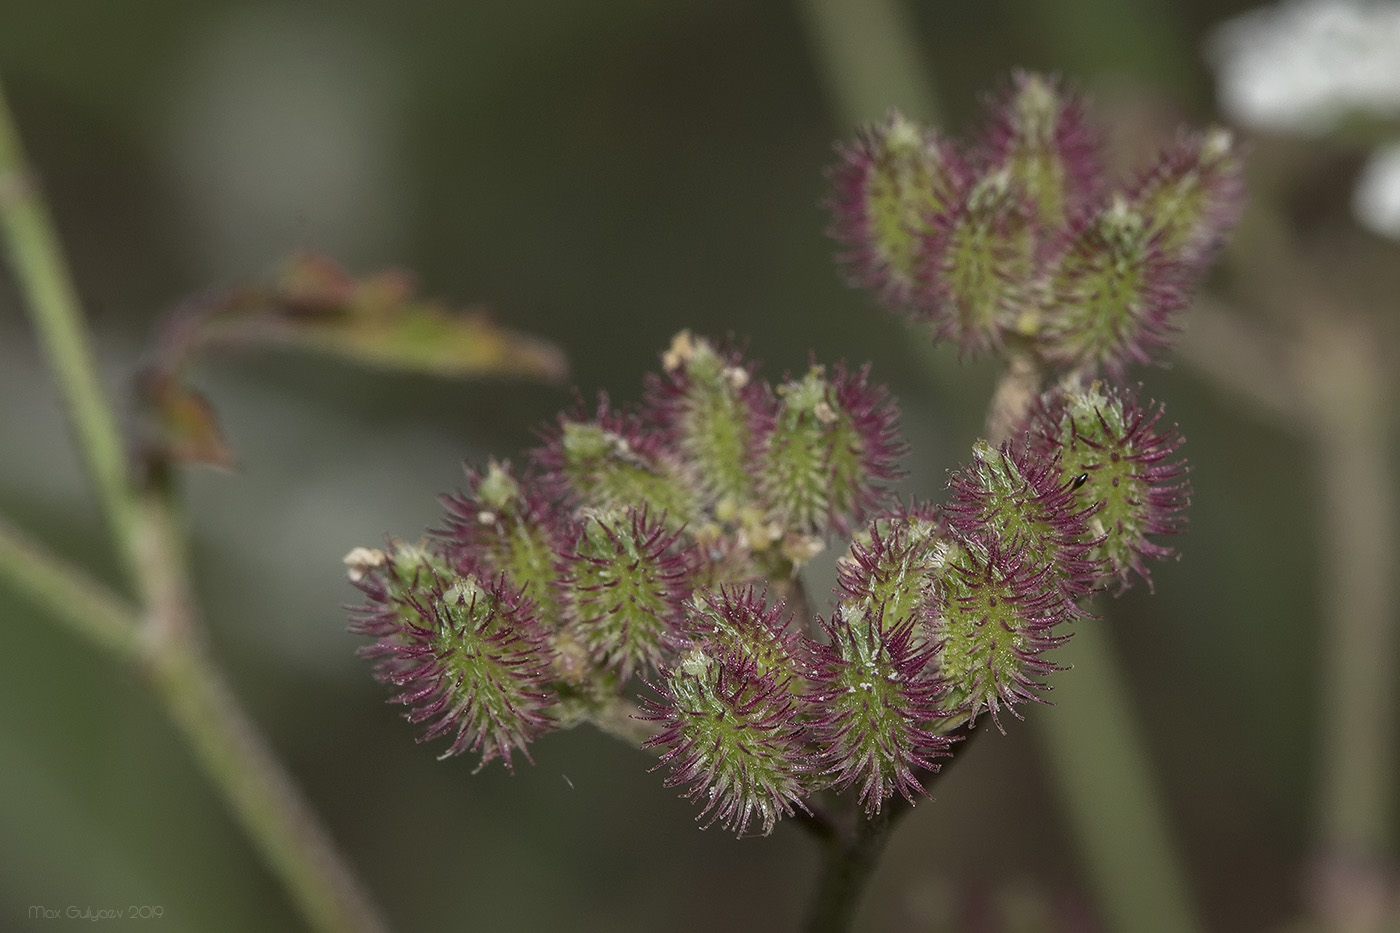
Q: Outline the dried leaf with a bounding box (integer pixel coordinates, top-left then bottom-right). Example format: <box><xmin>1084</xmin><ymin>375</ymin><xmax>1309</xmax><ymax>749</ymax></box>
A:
<box><xmin>272</xmin><ymin>299</ymin><xmax>568</xmax><ymax>382</ymax></box>
<box><xmin>135</xmin><ymin>250</ymin><xmax>568</xmax><ymax>470</ymax></box>
<box><xmin>134</xmin><ymin>370</ymin><xmax>237</xmax><ymax>470</ymax></box>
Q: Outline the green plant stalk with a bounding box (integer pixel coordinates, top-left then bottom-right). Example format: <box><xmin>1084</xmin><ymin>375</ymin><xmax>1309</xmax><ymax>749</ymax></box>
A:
<box><xmin>0</xmin><ymin>512</ymin><xmax>388</xmax><ymax>932</ymax></box>
<box><xmin>1300</xmin><ymin>318</ymin><xmax>1396</xmax><ymax>860</ymax></box>
<box><xmin>799</xmin><ymin>719</ymin><xmax>981</xmax><ymax>931</ymax></box>
<box><xmin>1034</xmin><ymin>620</ymin><xmax>1204</xmax><ymax>933</ymax></box>
<box><xmin>794</xmin><ymin>0</ymin><xmax>943</xmax><ymax>127</ymax></box>
<box><xmin>803</xmin><ymin>808</ymin><xmax>898</xmax><ymax>933</ymax></box>
<box><xmin>0</xmin><ymin>84</ymin><xmax>141</xmax><ymax>587</ymax></box>
<box><xmin>148</xmin><ymin>636</ymin><xmax>389</xmax><ymax>933</ymax></box>
<box><xmin>0</xmin><ymin>80</ymin><xmax>389</xmax><ymax>933</ymax></box>
<box><xmin>141</xmin><ymin>478</ymin><xmax>390</xmax><ymax>933</ymax></box>
<box><xmin>0</xmin><ymin>515</ymin><xmax>141</xmax><ymax>659</ymax></box>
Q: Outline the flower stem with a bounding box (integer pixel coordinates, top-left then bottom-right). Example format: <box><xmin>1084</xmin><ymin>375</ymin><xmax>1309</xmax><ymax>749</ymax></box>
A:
<box><xmin>0</xmin><ymin>79</ymin><xmax>390</xmax><ymax>933</ymax></box>
<box><xmin>797</xmin><ymin>720</ymin><xmax>980</xmax><ymax>929</ymax></box>
<box><xmin>803</xmin><ymin>807</ymin><xmax>898</xmax><ymax>933</ymax></box>
<box><xmin>584</xmin><ymin>696</ymin><xmax>660</xmax><ymax>746</ymax></box>
<box><xmin>795</xmin><ymin>0</ymin><xmax>944</xmax><ymax>127</ymax></box>
<box><xmin>985</xmin><ymin>349</ymin><xmax>1041</xmax><ymax>444</ymax></box>
<box><xmin>0</xmin><ymin>84</ymin><xmax>141</xmax><ymax>586</ymax></box>
<box><xmin>1034</xmin><ymin>619</ymin><xmax>1204</xmax><ymax>933</ymax></box>
<box><xmin>1299</xmin><ymin>316</ymin><xmax>1396</xmax><ymax>861</ymax></box>
<box><xmin>147</xmin><ymin>633</ymin><xmax>390</xmax><ymax>933</ymax></box>
<box><xmin>0</xmin><ymin>514</ymin><xmax>141</xmax><ymax>659</ymax></box>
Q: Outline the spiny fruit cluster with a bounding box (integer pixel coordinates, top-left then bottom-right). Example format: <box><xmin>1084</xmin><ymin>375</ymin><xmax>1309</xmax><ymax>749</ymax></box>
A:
<box><xmin>348</xmin><ymin>331</ymin><xmax>1187</xmax><ymax>835</ymax></box>
<box><xmin>828</xmin><ymin>71</ymin><xmax>1241</xmax><ymax>376</ymax></box>
<box><xmin>347</xmin><ymin>72</ymin><xmax>1235</xmax><ymax>837</ymax></box>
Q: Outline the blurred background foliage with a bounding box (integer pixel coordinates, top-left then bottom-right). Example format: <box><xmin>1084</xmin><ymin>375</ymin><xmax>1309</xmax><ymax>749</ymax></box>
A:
<box><xmin>0</xmin><ymin>1</ymin><xmax>1394</xmax><ymax>930</ymax></box>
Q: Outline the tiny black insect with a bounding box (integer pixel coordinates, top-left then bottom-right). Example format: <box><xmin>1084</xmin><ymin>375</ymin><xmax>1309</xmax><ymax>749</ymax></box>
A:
<box><xmin>1071</xmin><ymin>473</ymin><xmax>1089</xmax><ymax>490</ymax></box>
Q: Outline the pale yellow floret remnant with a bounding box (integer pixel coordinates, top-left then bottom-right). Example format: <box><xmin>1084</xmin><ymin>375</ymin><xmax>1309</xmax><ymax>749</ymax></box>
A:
<box><xmin>343</xmin><ymin>546</ymin><xmax>386</xmax><ymax>583</ymax></box>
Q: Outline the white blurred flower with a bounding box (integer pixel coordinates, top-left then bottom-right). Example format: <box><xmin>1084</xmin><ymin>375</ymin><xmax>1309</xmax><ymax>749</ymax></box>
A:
<box><xmin>1353</xmin><ymin>142</ymin><xmax>1400</xmax><ymax>236</ymax></box>
<box><xmin>1208</xmin><ymin>0</ymin><xmax>1400</xmax><ymax>238</ymax></box>
<box><xmin>1210</xmin><ymin>0</ymin><xmax>1400</xmax><ymax>132</ymax></box>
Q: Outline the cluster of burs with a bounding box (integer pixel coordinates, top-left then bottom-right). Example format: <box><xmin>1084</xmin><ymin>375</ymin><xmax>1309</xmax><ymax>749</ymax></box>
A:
<box><xmin>347</xmin><ymin>72</ymin><xmax>1241</xmax><ymax>836</ymax></box>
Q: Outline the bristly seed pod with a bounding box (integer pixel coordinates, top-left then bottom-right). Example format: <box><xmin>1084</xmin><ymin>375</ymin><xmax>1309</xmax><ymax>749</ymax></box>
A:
<box><xmin>944</xmin><ymin>439</ymin><xmax>1102</xmax><ymax>606</ymax></box>
<box><xmin>1039</xmin><ymin>194</ymin><xmax>1187</xmax><ymax>378</ymax></box>
<box><xmin>1028</xmin><ymin>383</ymin><xmax>1190</xmax><ymax>590</ymax></box>
<box><xmin>530</xmin><ymin>393</ymin><xmax>700</xmax><ymax>529</ymax></box>
<box><xmin>928</xmin><ymin>536</ymin><xmax>1070</xmax><ymax>729</ymax></box>
<box><xmin>980</xmin><ymin>70</ymin><xmax>1104</xmax><ymax>230</ymax></box>
<box><xmin>434</xmin><ymin>460</ymin><xmax>568</xmax><ymax>627</ymax></box>
<box><xmin>1052</xmin><ymin>190</ymin><xmax>1192</xmax><ymax>375</ymax></box>
<box><xmin>809</xmin><ymin>608</ymin><xmax>952</xmax><ymax>814</ymax></box>
<box><xmin>826</xmin><ymin>110</ymin><xmax>968</xmax><ymax>312</ymax></box>
<box><xmin>758</xmin><ymin>362</ymin><xmax>904</xmax><ymax>544</ymax></box>
<box><xmin>644</xmin><ymin>331</ymin><xmax>769</xmax><ymax>512</ymax></box>
<box><xmin>641</xmin><ymin>588</ymin><xmax>813</xmax><ymax>835</ymax></box>
<box><xmin>682</xmin><ymin>586</ymin><xmax>805</xmax><ymax>684</ymax></box>
<box><xmin>921</xmin><ymin>168</ymin><xmax>1043</xmax><ymax>354</ymax></box>
<box><xmin>1128</xmin><ymin>126</ymin><xmax>1244</xmax><ymax>275</ymax></box>
<box><xmin>348</xmin><ymin>542</ymin><xmax>557</xmax><ymax>770</ymax></box>
<box><xmin>559</xmin><ymin>506</ymin><xmax>689</xmax><ymax>681</ymax></box>
<box><xmin>836</xmin><ymin>501</ymin><xmax>947</xmax><ymax>637</ymax></box>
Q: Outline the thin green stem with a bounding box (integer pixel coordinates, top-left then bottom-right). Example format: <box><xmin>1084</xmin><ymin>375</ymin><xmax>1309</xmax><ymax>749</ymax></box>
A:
<box><xmin>1035</xmin><ymin>619</ymin><xmax>1204</xmax><ymax>933</ymax></box>
<box><xmin>138</xmin><ymin>480</ymin><xmax>390</xmax><ymax>933</ymax></box>
<box><xmin>794</xmin><ymin>0</ymin><xmax>943</xmax><ymax>128</ymax></box>
<box><xmin>0</xmin><ymin>78</ymin><xmax>391</xmax><ymax>933</ymax></box>
<box><xmin>0</xmin><ymin>514</ymin><xmax>142</xmax><ymax>658</ymax></box>
<box><xmin>1300</xmin><ymin>316</ymin><xmax>1396</xmax><ymax>860</ymax></box>
<box><xmin>133</xmin><ymin>468</ymin><xmax>197</xmax><ymax>642</ymax></box>
<box><xmin>0</xmin><ymin>506</ymin><xmax>389</xmax><ymax>933</ymax></box>
<box><xmin>146</xmin><ymin>635</ymin><xmax>390</xmax><ymax>933</ymax></box>
<box><xmin>0</xmin><ymin>84</ymin><xmax>140</xmax><ymax>586</ymax></box>
<box><xmin>583</xmin><ymin>696</ymin><xmax>659</xmax><ymax>747</ymax></box>
<box><xmin>794</xmin><ymin>723</ymin><xmax>979</xmax><ymax>931</ymax></box>
<box><xmin>803</xmin><ymin>807</ymin><xmax>898</xmax><ymax>933</ymax></box>
<box><xmin>985</xmin><ymin>349</ymin><xmax>1041</xmax><ymax>445</ymax></box>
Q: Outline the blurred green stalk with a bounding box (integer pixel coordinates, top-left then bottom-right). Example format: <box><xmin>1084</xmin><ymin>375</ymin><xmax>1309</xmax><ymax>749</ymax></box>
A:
<box><xmin>1301</xmin><ymin>319</ymin><xmax>1396</xmax><ymax>861</ymax></box>
<box><xmin>1201</xmin><ymin>201</ymin><xmax>1398</xmax><ymax>919</ymax></box>
<box><xmin>795</xmin><ymin>0</ymin><xmax>942</xmax><ymax>127</ymax></box>
<box><xmin>0</xmin><ymin>80</ymin><xmax>388</xmax><ymax>933</ymax></box>
<box><xmin>0</xmin><ymin>83</ymin><xmax>141</xmax><ymax>587</ymax></box>
<box><xmin>1036</xmin><ymin>621</ymin><xmax>1204</xmax><ymax>933</ymax></box>
<box><xmin>0</xmin><ymin>515</ymin><xmax>140</xmax><ymax>658</ymax></box>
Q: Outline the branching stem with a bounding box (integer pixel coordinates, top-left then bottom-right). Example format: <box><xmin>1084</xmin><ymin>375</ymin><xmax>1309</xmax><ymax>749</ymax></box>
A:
<box><xmin>0</xmin><ymin>81</ymin><xmax>389</xmax><ymax>933</ymax></box>
<box><xmin>0</xmin><ymin>85</ymin><xmax>141</xmax><ymax>585</ymax></box>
